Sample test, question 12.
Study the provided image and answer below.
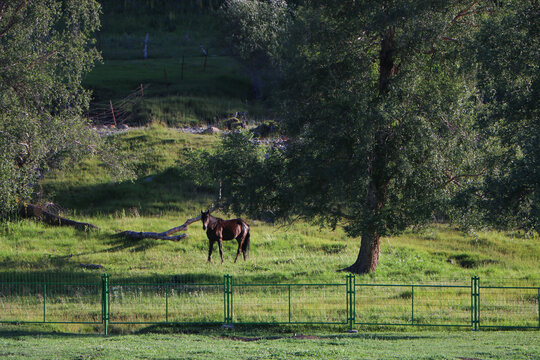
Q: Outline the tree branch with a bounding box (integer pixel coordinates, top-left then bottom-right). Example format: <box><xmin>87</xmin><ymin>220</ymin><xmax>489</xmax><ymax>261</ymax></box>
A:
<box><xmin>451</xmin><ymin>1</ymin><xmax>479</xmax><ymax>24</ymax></box>
<box><xmin>20</xmin><ymin>203</ymin><xmax>99</xmax><ymax>231</ymax></box>
<box><xmin>444</xmin><ymin>170</ymin><xmax>486</xmax><ymax>186</ymax></box>
<box><xmin>0</xmin><ymin>1</ymin><xmax>29</xmax><ymax>39</ymax></box>
<box><xmin>26</xmin><ymin>51</ymin><xmax>58</xmax><ymax>70</ymax></box>
<box><xmin>0</xmin><ymin>2</ymin><xmax>7</xmax><ymax>22</ymax></box>
<box><xmin>443</xmin><ymin>170</ymin><xmax>487</xmax><ymax>200</ymax></box>
<box><xmin>115</xmin><ymin>206</ymin><xmax>220</xmax><ymax>241</ymax></box>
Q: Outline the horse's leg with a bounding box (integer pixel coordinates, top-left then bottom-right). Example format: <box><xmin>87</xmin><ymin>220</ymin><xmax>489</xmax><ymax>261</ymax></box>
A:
<box><xmin>234</xmin><ymin>238</ymin><xmax>243</xmax><ymax>263</ymax></box>
<box><xmin>208</xmin><ymin>240</ymin><xmax>214</xmax><ymax>262</ymax></box>
<box><xmin>242</xmin><ymin>231</ymin><xmax>250</xmax><ymax>261</ymax></box>
<box><xmin>234</xmin><ymin>232</ymin><xmax>246</xmax><ymax>263</ymax></box>
<box><xmin>218</xmin><ymin>238</ymin><xmax>224</xmax><ymax>264</ymax></box>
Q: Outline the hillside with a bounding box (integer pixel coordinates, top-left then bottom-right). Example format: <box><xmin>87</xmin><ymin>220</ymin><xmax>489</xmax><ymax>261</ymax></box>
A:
<box><xmin>82</xmin><ymin>3</ymin><xmax>262</xmax><ymax>127</ymax></box>
<box><xmin>1</xmin><ymin>127</ymin><xmax>538</xmax><ymax>286</ymax></box>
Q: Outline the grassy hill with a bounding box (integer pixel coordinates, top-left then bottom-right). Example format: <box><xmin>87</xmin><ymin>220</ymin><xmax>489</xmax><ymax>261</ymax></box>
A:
<box><xmin>2</xmin><ymin>127</ymin><xmax>538</xmax><ymax>285</ymax></box>
<box><xmin>82</xmin><ymin>6</ymin><xmax>262</xmax><ymax>127</ymax></box>
<box><xmin>0</xmin><ymin>127</ymin><xmax>538</xmax><ymax>334</ymax></box>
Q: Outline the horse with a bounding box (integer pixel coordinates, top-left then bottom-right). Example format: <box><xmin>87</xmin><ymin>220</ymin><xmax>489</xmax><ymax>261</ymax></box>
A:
<box><xmin>200</xmin><ymin>210</ymin><xmax>250</xmax><ymax>263</ymax></box>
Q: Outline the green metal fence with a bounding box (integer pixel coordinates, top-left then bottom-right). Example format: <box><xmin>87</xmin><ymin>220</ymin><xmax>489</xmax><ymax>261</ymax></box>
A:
<box><xmin>0</xmin><ymin>275</ymin><xmax>538</xmax><ymax>335</ymax></box>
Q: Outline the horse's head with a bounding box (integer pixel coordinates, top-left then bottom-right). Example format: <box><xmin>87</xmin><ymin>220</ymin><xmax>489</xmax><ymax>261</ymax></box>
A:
<box><xmin>201</xmin><ymin>210</ymin><xmax>210</xmax><ymax>230</ymax></box>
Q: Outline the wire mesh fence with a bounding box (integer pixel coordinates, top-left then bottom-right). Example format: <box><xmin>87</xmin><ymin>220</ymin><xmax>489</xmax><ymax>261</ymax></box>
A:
<box><xmin>0</xmin><ymin>281</ymin><xmax>102</xmax><ymax>324</ymax></box>
<box><xmin>232</xmin><ymin>283</ymin><xmax>347</xmax><ymax>324</ymax></box>
<box><xmin>479</xmin><ymin>286</ymin><xmax>539</xmax><ymax>329</ymax></box>
<box><xmin>109</xmin><ymin>282</ymin><xmax>224</xmax><ymax>324</ymax></box>
<box><xmin>0</xmin><ymin>274</ymin><xmax>538</xmax><ymax>334</ymax></box>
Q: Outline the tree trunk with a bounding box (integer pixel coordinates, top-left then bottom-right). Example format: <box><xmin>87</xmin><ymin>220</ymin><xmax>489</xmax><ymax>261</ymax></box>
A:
<box><xmin>343</xmin><ymin>229</ymin><xmax>381</xmax><ymax>274</ymax></box>
<box><xmin>20</xmin><ymin>203</ymin><xmax>98</xmax><ymax>231</ymax></box>
<box><xmin>343</xmin><ymin>27</ymin><xmax>397</xmax><ymax>274</ymax></box>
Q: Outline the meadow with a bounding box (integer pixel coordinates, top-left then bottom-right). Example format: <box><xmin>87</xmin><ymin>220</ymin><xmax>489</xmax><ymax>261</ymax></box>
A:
<box><xmin>1</xmin><ymin>127</ymin><xmax>538</xmax><ymax>335</ymax></box>
<box><xmin>0</xmin><ymin>4</ymin><xmax>538</xmax><ymax>358</ymax></box>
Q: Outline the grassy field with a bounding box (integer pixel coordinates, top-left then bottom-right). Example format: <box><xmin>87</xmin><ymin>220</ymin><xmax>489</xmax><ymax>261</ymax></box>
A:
<box><xmin>0</xmin><ymin>127</ymin><xmax>538</xmax><ymax>335</ymax></box>
<box><xmin>83</xmin><ymin>10</ymin><xmax>265</xmax><ymax>127</ymax></box>
<box><xmin>1</xmin><ymin>4</ymin><xmax>537</xmax><ymax>359</ymax></box>
<box><xmin>0</xmin><ymin>328</ymin><xmax>538</xmax><ymax>360</ymax></box>
<box><xmin>3</xmin><ymin>127</ymin><xmax>537</xmax><ymax>285</ymax></box>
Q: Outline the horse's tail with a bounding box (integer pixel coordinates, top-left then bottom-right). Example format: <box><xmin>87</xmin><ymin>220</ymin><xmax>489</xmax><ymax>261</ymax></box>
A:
<box><xmin>241</xmin><ymin>223</ymin><xmax>250</xmax><ymax>258</ymax></box>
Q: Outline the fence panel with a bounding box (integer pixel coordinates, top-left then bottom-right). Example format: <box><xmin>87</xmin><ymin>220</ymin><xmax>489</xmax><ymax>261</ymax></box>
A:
<box><xmin>44</xmin><ymin>283</ymin><xmax>102</xmax><ymax>324</ymax></box>
<box><xmin>354</xmin><ymin>284</ymin><xmax>413</xmax><ymax>325</ymax></box>
<box><xmin>0</xmin><ymin>282</ymin><xmax>46</xmax><ymax>323</ymax></box>
<box><xmin>167</xmin><ymin>283</ymin><xmax>224</xmax><ymax>324</ymax></box>
<box><xmin>109</xmin><ymin>282</ymin><xmax>224</xmax><ymax>324</ymax></box>
<box><xmin>233</xmin><ymin>283</ymin><xmax>347</xmax><ymax>324</ymax></box>
<box><xmin>233</xmin><ymin>284</ymin><xmax>290</xmax><ymax>323</ymax></box>
<box><xmin>413</xmin><ymin>285</ymin><xmax>471</xmax><ymax>327</ymax></box>
<box><xmin>0</xmin><ymin>282</ymin><xmax>102</xmax><ymax>324</ymax></box>
<box><xmin>479</xmin><ymin>286</ymin><xmax>539</xmax><ymax>329</ymax></box>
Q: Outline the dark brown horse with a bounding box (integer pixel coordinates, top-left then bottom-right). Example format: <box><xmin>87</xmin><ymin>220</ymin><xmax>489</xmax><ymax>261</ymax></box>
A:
<box><xmin>201</xmin><ymin>210</ymin><xmax>250</xmax><ymax>263</ymax></box>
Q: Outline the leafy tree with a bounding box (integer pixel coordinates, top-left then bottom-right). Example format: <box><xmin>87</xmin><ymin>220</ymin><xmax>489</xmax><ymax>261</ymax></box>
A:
<box><xmin>0</xmin><ymin>0</ymin><xmax>101</xmax><ymax>218</ymax></box>
<box><xmin>217</xmin><ymin>1</ymin><xmax>492</xmax><ymax>273</ymax></box>
<box><xmin>220</xmin><ymin>0</ymin><xmax>291</xmax><ymax>98</ymax></box>
<box><xmin>474</xmin><ymin>0</ymin><xmax>539</xmax><ymax>231</ymax></box>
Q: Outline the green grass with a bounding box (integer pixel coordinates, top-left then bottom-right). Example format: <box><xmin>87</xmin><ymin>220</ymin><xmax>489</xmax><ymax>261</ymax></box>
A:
<box><xmin>5</xmin><ymin>126</ymin><xmax>540</xmax><ymax>284</ymax></box>
<box><xmin>40</xmin><ymin>125</ymin><xmax>217</xmax><ymax>214</ymax></box>
<box><xmin>0</xmin><ymin>329</ymin><xmax>538</xmax><ymax>359</ymax></box>
<box><xmin>83</xmin><ymin>11</ymin><xmax>264</xmax><ymax>127</ymax></box>
<box><xmin>1</xmin><ymin>127</ymin><xmax>538</xmax><ymax>333</ymax></box>
<box><xmin>84</xmin><ymin>57</ymin><xmax>251</xmax><ymax>102</ymax></box>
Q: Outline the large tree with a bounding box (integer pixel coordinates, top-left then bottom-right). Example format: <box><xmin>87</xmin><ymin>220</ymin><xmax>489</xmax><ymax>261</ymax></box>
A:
<box><xmin>0</xmin><ymin>0</ymin><xmax>101</xmax><ymax>217</ymax></box>
<box><xmin>218</xmin><ymin>0</ymin><xmax>491</xmax><ymax>273</ymax></box>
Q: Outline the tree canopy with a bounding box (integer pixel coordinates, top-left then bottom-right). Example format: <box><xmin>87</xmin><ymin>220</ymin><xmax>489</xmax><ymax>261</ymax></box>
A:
<box><xmin>474</xmin><ymin>0</ymin><xmax>539</xmax><ymax>231</ymax></box>
<box><xmin>214</xmin><ymin>0</ymin><xmax>536</xmax><ymax>273</ymax></box>
<box><xmin>0</xmin><ymin>0</ymin><xmax>102</xmax><ymax>217</ymax></box>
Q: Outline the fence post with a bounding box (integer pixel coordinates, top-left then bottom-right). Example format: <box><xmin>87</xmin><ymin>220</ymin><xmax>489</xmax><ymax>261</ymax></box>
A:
<box><xmin>346</xmin><ymin>274</ymin><xmax>356</xmax><ymax>332</ymax></box>
<box><xmin>223</xmin><ymin>274</ymin><xmax>227</xmax><ymax>324</ymax></box>
<box><xmin>477</xmin><ymin>276</ymin><xmax>480</xmax><ymax>330</ymax></box>
<box><xmin>288</xmin><ymin>284</ymin><xmax>291</xmax><ymax>323</ymax></box>
<box><xmin>223</xmin><ymin>274</ymin><xmax>233</xmax><ymax>327</ymax></box>
<box><xmin>102</xmin><ymin>273</ymin><xmax>110</xmax><ymax>336</ymax></box>
<box><xmin>411</xmin><ymin>285</ymin><xmax>415</xmax><ymax>325</ymax></box>
<box><xmin>471</xmin><ymin>276</ymin><xmax>480</xmax><ymax>331</ymax></box>
<box><xmin>166</xmin><ymin>283</ymin><xmax>169</xmax><ymax>323</ymax></box>
<box><xmin>230</xmin><ymin>275</ymin><xmax>234</xmax><ymax>325</ymax></box>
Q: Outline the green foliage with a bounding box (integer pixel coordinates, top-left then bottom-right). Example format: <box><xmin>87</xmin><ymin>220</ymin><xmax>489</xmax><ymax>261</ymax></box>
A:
<box><xmin>220</xmin><ymin>0</ymin><xmax>292</xmax><ymax>98</ymax></box>
<box><xmin>473</xmin><ymin>1</ymin><xmax>539</xmax><ymax>231</ymax></box>
<box><xmin>251</xmin><ymin>120</ymin><xmax>281</xmax><ymax>138</ymax></box>
<box><xmin>0</xmin><ymin>0</ymin><xmax>102</xmax><ymax>217</ymax></box>
<box><xmin>220</xmin><ymin>0</ymin><xmax>291</xmax><ymax>67</ymax></box>
<box><xmin>216</xmin><ymin>1</ymin><xmax>494</xmax><ymax>272</ymax></box>
<box><xmin>279</xmin><ymin>1</ymin><xmax>485</xmax><ymax>235</ymax></box>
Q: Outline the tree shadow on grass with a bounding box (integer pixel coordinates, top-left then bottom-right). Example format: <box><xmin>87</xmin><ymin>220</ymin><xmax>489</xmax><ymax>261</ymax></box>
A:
<box><xmin>136</xmin><ymin>323</ymin><xmax>435</xmax><ymax>340</ymax></box>
<box><xmin>0</xmin><ymin>326</ymin><xmax>104</xmax><ymax>338</ymax></box>
<box><xmin>44</xmin><ymin>167</ymin><xmax>215</xmax><ymax>217</ymax></box>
